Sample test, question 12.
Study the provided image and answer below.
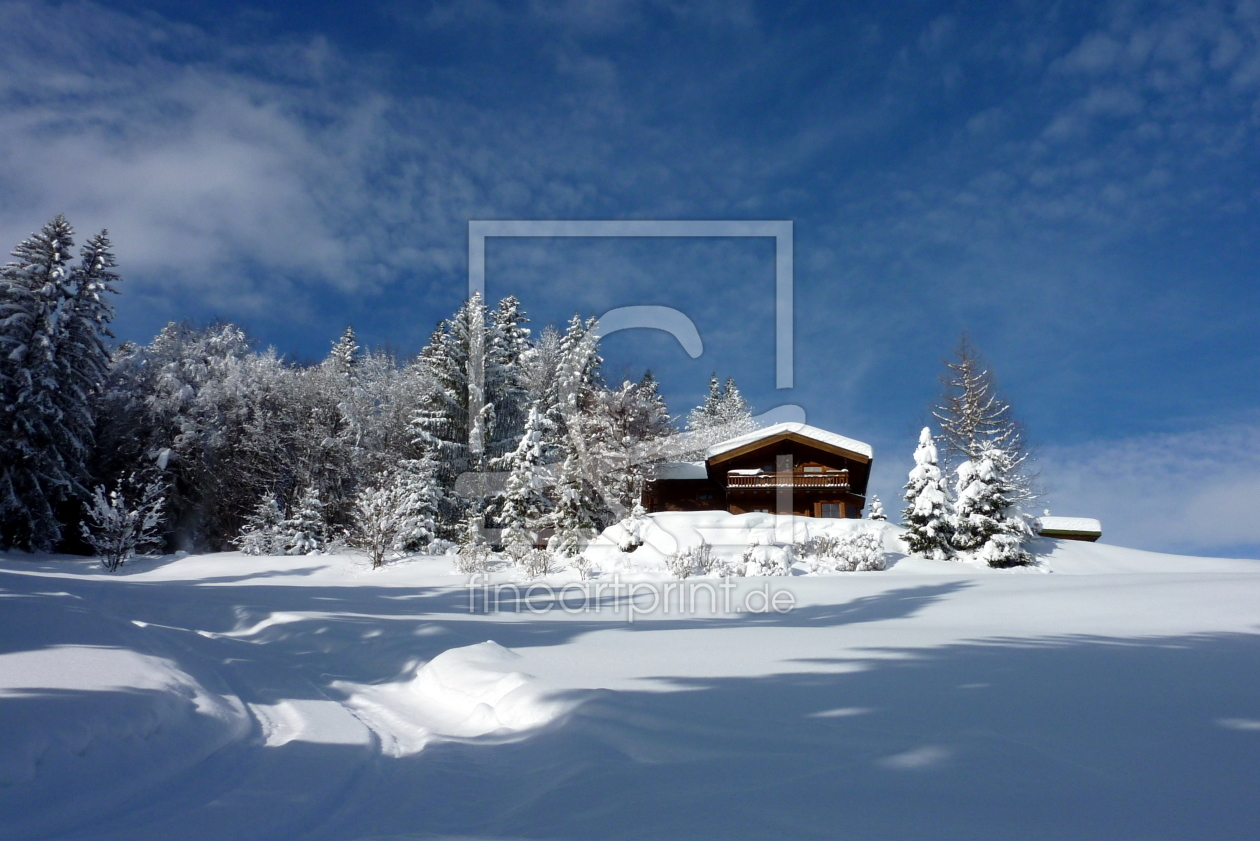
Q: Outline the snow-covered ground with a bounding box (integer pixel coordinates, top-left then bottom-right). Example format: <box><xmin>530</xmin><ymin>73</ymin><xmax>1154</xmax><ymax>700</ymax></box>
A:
<box><xmin>3</xmin><ymin>517</ymin><xmax>1259</xmax><ymax>840</ymax></box>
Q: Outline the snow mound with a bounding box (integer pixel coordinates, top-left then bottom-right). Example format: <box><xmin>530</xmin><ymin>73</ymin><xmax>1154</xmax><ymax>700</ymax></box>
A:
<box><xmin>336</xmin><ymin>641</ymin><xmax>580</xmax><ymax>757</ymax></box>
<box><xmin>0</xmin><ymin>645</ymin><xmax>248</xmax><ymax>835</ymax></box>
<box><xmin>0</xmin><ymin>645</ymin><xmax>246</xmax><ymax>786</ymax></box>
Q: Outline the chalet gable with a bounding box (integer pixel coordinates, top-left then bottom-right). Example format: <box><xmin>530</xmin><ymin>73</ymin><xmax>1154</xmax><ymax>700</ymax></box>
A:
<box><xmin>705</xmin><ymin>422</ymin><xmax>873</xmax><ymax>465</ymax></box>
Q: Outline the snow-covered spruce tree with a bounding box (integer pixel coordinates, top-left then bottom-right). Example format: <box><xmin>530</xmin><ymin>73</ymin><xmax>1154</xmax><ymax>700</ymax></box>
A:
<box><xmin>518</xmin><ymin>324</ymin><xmax>563</xmax><ymax>419</ymax></box>
<box><xmin>327</xmin><ymin>326</ymin><xmax>360</xmax><ymax>376</ymax></box>
<box><xmin>867</xmin><ymin>495</ymin><xmax>887</xmax><ymax>521</ymax></box>
<box><xmin>0</xmin><ymin>217</ymin><xmax>119</xmax><ymax>550</ymax></box>
<box><xmin>542</xmin><ymin>314</ymin><xmax>615</xmax><ymax>532</ymax></box>
<box><xmin>487</xmin><ymin>294</ymin><xmax>531</xmax><ymax>441</ymax></box>
<box><xmin>547</xmin><ymin>453</ymin><xmax>598</xmax><ymax>558</ymax></box>
<box><xmin>81</xmin><ymin>474</ymin><xmax>166</xmax><ymax>571</ymax></box>
<box><xmin>952</xmin><ymin>443</ymin><xmax>1032</xmax><ymax>567</ymax></box>
<box><xmin>389</xmin><ymin>457</ymin><xmax>441</xmax><ymax>553</ymax></box>
<box><xmin>932</xmin><ymin>335</ymin><xmax>1036</xmax><ymax>503</ymax></box>
<box><xmin>902</xmin><ymin>427</ymin><xmax>954</xmax><ymax>560</ymax></box>
<box><xmin>683</xmin><ymin>374</ymin><xmax>757</xmax><ymax>457</ymax></box>
<box><xmin>236</xmin><ymin>495</ymin><xmax>285</xmax><ymax>556</ymax></box>
<box><xmin>551</xmin><ymin>314</ymin><xmax>603</xmax><ymax>436</ymax></box>
<box><xmin>495</xmin><ymin>405</ymin><xmax>551</xmax><ymax>560</ymax></box>
<box><xmin>280</xmin><ymin>486</ymin><xmax>326</xmax><ymax>555</ymax></box>
<box><xmin>411</xmin><ymin>295</ymin><xmax>531</xmax><ymax>533</ymax></box>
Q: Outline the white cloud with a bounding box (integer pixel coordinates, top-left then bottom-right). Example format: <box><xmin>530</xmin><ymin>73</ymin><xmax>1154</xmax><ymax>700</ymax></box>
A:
<box><xmin>0</xmin><ymin>1</ymin><xmax>656</xmax><ymax>322</ymax></box>
<box><xmin>1039</xmin><ymin>420</ymin><xmax>1260</xmax><ymax>556</ymax></box>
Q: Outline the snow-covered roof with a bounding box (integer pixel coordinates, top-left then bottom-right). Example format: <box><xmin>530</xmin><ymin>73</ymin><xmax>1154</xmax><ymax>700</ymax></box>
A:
<box><xmin>654</xmin><ymin>461</ymin><xmax>710</xmax><ymax>480</ymax></box>
<box><xmin>1037</xmin><ymin>517</ymin><xmax>1102</xmax><ymax>535</ymax></box>
<box><xmin>705</xmin><ymin>422</ymin><xmax>874</xmax><ymax>461</ymax></box>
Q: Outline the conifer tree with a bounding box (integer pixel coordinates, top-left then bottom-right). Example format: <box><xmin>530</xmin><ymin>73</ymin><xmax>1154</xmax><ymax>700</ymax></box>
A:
<box><xmin>0</xmin><ymin>217</ymin><xmax>118</xmax><ymax>550</ymax></box>
<box><xmin>327</xmin><ymin>326</ymin><xmax>360</xmax><ymax>375</ymax></box>
<box><xmin>867</xmin><ymin>495</ymin><xmax>887</xmax><ymax>521</ymax></box>
<box><xmin>390</xmin><ymin>457</ymin><xmax>441</xmax><ymax>553</ymax></box>
<box><xmin>902</xmin><ymin>427</ymin><xmax>953</xmax><ymax>560</ymax></box>
<box><xmin>411</xmin><ymin>295</ymin><xmax>532</xmax><ymax>530</ymax></box>
<box><xmin>932</xmin><ymin>336</ymin><xmax>1035</xmax><ymax>504</ymax></box>
<box><xmin>953</xmin><ymin>443</ymin><xmax>1032</xmax><ymax>567</ymax></box>
<box><xmin>496</xmin><ymin>406</ymin><xmax>551</xmax><ymax>559</ymax></box>
<box><xmin>547</xmin><ymin>453</ymin><xmax>597</xmax><ymax>558</ymax></box>
<box><xmin>280</xmin><ymin>486</ymin><xmax>326</xmax><ymax>555</ymax></box>
<box><xmin>236</xmin><ymin>495</ymin><xmax>286</xmax><ymax>556</ymax></box>
<box><xmin>683</xmin><ymin>374</ymin><xmax>756</xmax><ymax>456</ymax></box>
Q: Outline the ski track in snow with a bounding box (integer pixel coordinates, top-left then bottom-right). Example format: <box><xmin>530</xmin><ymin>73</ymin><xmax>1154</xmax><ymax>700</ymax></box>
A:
<box><xmin>2</xmin><ymin>519</ymin><xmax>1259</xmax><ymax>840</ymax></box>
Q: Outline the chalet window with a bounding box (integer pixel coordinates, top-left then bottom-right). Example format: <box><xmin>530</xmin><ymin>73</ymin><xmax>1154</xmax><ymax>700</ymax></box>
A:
<box><xmin>821</xmin><ymin>503</ymin><xmax>841</xmax><ymax>519</ymax></box>
<box><xmin>699</xmin><ymin>492</ymin><xmax>714</xmax><ymax>500</ymax></box>
<box><xmin>845</xmin><ymin>504</ymin><xmax>859</xmax><ymax>518</ymax></box>
<box><xmin>803</xmin><ymin>466</ymin><xmax>823</xmax><ymax>473</ymax></box>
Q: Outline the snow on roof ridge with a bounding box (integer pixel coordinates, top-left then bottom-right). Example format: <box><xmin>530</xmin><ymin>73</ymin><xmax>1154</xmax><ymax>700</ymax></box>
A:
<box><xmin>1037</xmin><ymin>516</ymin><xmax>1102</xmax><ymax>533</ymax></box>
<box><xmin>705</xmin><ymin>422</ymin><xmax>873</xmax><ymax>460</ymax></box>
<box><xmin>655</xmin><ymin>461</ymin><xmax>709</xmax><ymax>480</ymax></box>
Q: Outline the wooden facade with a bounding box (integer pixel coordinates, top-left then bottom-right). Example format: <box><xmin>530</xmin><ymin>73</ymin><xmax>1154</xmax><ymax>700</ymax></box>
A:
<box><xmin>643</xmin><ymin>424</ymin><xmax>872</xmax><ymax>519</ymax></box>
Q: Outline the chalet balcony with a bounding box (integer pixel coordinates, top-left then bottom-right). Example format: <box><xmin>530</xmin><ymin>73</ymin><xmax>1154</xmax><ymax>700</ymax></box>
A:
<box><xmin>726</xmin><ymin>470</ymin><xmax>850</xmax><ymax>490</ymax></box>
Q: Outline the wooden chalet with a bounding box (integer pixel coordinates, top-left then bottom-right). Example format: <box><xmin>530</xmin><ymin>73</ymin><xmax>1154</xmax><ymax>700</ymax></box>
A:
<box><xmin>643</xmin><ymin>422</ymin><xmax>873</xmax><ymax>518</ymax></box>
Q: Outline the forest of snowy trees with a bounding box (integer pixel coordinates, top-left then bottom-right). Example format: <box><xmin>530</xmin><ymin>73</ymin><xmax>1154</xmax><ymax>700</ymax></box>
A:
<box><xmin>1</xmin><ymin>217</ymin><xmax>1040</xmax><ymax>571</ymax></box>
<box><xmin>0</xmin><ymin>217</ymin><xmax>754</xmax><ymax>563</ymax></box>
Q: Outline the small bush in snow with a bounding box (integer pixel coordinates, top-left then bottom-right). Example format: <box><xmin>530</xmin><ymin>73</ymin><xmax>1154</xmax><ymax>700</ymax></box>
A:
<box><xmin>741</xmin><ymin>541</ymin><xmax>792</xmax><ymax>576</ymax></box>
<box><xmin>664</xmin><ymin>549</ymin><xmax>696</xmax><ymax>579</ymax></box>
<box><xmin>353</xmin><ymin>484</ymin><xmax>405</xmax><ymax>569</ymax></box>
<box><xmin>519</xmin><ymin>548</ymin><xmax>556</xmax><ymax>578</ymax></box>
<box><xmin>454</xmin><ymin>512</ymin><xmax>495</xmax><ymax>574</ymax></box>
<box><xmin>665</xmin><ymin>540</ymin><xmax>718</xmax><ymax>579</ymax></box>
<box><xmin>570</xmin><ymin>554</ymin><xmax>595</xmax><ymax>580</ymax></box>
<box><xmin>801</xmin><ymin>529</ymin><xmax>885</xmax><ymax>572</ymax></box>
<box><xmin>454</xmin><ymin>545</ymin><xmax>494</xmax><ymax>574</ymax></box>
<box><xmin>80</xmin><ymin>475</ymin><xmax>166</xmax><ymax>571</ymax></box>
<box><xmin>429</xmin><ymin>538</ymin><xmax>457</xmax><ymax>555</ymax></box>
<box><xmin>617</xmin><ymin>504</ymin><xmax>649</xmax><ymax>553</ymax></box>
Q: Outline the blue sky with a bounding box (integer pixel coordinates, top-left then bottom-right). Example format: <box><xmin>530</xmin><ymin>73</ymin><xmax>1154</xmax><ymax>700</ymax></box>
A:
<box><xmin>1</xmin><ymin>0</ymin><xmax>1259</xmax><ymax>556</ymax></box>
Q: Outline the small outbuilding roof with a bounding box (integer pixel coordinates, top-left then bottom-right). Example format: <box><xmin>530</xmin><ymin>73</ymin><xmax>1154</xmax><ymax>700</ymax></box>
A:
<box><xmin>1036</xmin><ymin>516</ymin><xmax>1103</xmax><ymax>536</ymax></box>
<box><xmin>705</xmin><ymin>422</ymin><xmax>874</xmax><ymax>462</ymax></box>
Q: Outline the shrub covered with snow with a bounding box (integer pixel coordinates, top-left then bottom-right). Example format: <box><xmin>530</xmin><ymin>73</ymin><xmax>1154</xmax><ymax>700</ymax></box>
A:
<box><xmin>518</xmin><ymin>548</ymin><xmax>555</xmax><ymax>578</ymax></box>
<box><xmin>741</xmin><ymin>541</ymin><xmax>793</xmax><ymax>576</ymax></box>
<box><xmin>664</xmin><ymin>540</ymin><xmax>723</xmax><ymax>578</ymax></box>
<box><xmin>800</xmin><ymin>529</ymin><xmax>885</xmax><ymax>572</ymax></box>
<box><xmin>80</xmin><ymin>475</ymin><xmax>166</xmax><ymax>571</ymax></box>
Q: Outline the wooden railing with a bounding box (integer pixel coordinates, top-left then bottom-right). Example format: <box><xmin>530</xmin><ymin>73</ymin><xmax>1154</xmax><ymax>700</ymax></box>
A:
<box><xmin>726</xmin><ymin>471</ymin><xmax>850</xmax><ymax>489</ymax></box>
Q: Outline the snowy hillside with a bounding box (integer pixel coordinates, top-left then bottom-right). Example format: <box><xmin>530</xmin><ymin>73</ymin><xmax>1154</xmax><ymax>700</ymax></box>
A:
<box><xmin>2</xmin><ymin>524</ymin><xmax>1259</xmax><ymax>840</ymax></box>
